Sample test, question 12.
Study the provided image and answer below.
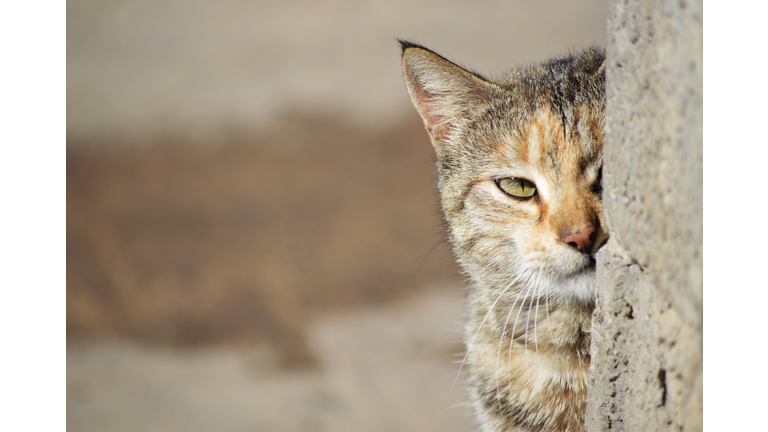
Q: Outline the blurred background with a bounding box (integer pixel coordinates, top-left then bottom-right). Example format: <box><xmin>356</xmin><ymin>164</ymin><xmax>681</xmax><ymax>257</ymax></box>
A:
<box><xmin>66</xmin><ymin>1</ymin><xmax>608</xmax><ymax>431</ymax></box>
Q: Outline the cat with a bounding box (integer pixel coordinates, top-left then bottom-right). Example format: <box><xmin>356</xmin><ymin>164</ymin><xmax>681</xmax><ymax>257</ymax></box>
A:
<box><xmin>399</xmin><ymin>40</ymin><xmax>607</xmax><ymax>432</ymax></box>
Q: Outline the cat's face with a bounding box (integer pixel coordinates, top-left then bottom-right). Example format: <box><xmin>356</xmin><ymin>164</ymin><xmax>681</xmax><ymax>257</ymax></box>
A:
<box><xmin>438</xmin><ymin>106</ymin><xmax>606</xmax><ymax>304</ymax></box>
<box><xmin>402</xmin><ymin>43</ymin><xmax>606</xmax><ymax>304</ymax></box>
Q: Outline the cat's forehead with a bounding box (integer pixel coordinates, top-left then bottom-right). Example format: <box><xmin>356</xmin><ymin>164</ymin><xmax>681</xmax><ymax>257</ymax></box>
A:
<box><xmin>480</xmin><ymin>106</ymin><xmax>603</xmax><ymax>178</ymax></box>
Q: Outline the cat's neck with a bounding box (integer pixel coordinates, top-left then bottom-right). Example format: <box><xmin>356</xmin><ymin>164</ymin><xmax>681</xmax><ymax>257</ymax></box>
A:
<box><xmin>467</xmin><ymin>279</ymin><xmax>593</xmax><ymax>354</ymax></box>
<box><xmin>465</xmin><ymin>281</ymin><xmax>593</xmax><ymax>432</ymax></box>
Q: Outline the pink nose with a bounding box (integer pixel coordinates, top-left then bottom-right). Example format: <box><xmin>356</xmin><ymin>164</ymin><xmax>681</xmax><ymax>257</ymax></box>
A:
<box><xmin>561</xmin><ymin>225</ymin><xmax>596</xmax><ymax>252</ymax></box>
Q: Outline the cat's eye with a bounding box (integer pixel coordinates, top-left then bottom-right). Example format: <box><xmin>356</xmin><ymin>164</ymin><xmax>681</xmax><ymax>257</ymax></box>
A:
<box><xmin>592</xmin><ymin>165</ymin><xmax>603</xmax><ymax>195</ymax></box>
<box><xmin>495</xmin><ymin>177</ymin><xmax>537</xmax><ymax>199</ymax></box>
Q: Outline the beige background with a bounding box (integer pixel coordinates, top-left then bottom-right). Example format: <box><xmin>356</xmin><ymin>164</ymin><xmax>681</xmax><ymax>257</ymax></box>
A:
<box><xmin>68</xmin><ymin>0</ymin><xmax>608</xmax><ymax>142</ymax></box>
<box><xmin>67</xmin><ymin>1</ymin><xmax>608</xmax><ymax>431</ymax></box>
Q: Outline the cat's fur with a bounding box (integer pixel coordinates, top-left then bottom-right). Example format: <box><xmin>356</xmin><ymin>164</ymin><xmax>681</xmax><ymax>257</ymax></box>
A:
<box><xmin>399</xmin><ymin>41</ymin><xmax>607</xmax><ymax>432</ymax></box>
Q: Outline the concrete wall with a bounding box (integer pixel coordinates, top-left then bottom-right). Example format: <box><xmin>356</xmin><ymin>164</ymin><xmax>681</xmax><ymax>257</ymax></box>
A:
<box><xmin>586</xmin><ymin>1</ymin><xmax>702</xmax><ymax>431</ymax></box>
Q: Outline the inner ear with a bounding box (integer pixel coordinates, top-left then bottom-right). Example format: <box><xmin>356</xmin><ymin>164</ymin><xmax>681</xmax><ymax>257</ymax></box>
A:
<box><xmin>401</xmin><ymin>43</ymin><xmax>496</xmax><ymax>147</ymax></box>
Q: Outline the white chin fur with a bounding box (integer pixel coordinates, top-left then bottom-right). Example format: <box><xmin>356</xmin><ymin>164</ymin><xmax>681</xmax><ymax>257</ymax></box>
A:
<box><xmin>549</xmin><ymin>267</ymin><xmax>596</xmax><ymax>304</ymax></box>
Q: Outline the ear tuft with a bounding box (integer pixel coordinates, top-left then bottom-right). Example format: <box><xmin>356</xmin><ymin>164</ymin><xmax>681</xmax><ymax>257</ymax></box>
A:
<box><xmin>397</xmin><ymin>39</ymin><xmax>427</xmax><ymax>54</ymax></box>
<box><xmin>400</xmin><ymin>42</ymin><xmax>493</xmax><ymax>146</ymax></box>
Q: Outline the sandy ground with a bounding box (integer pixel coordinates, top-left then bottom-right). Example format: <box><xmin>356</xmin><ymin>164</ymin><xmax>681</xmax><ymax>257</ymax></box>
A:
<box><xmin>68</xmin><ymin>289</ymin><xmax>472</xmax><ymax>432</ymax></box>
<box><xmin>67</xmin><ymin>1</ymin><xmax>608</xmax><ymax>430</ymax></box>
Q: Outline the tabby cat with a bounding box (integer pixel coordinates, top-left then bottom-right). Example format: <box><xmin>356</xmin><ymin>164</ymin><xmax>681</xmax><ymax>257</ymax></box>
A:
<box><xmin>399</xmin><ymin>41</ymin><xmax>607</xmax><ymax>432</ymax></box>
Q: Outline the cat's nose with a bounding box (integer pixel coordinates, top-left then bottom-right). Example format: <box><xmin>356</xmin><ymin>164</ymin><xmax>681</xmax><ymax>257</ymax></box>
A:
<box><xmin>560</xmin><ymin>225</ymin><xmax>596</xmax><ymax>253</ymax></box>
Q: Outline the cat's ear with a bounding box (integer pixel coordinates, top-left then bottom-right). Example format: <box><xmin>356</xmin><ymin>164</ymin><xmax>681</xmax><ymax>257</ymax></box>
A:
<box><xmin>596</xmin><ymin>56</ymin><xmax>606</xmax><ymax>76</ymax></box>
<box><xmin>400</xmin><ymin>41</ymin><xmax>495</xmax><ymax>146</ymax></box>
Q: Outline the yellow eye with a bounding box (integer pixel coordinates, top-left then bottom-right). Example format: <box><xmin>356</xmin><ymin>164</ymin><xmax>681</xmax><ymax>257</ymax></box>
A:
<box><xmin>496</xmin><ymin>177</ymin><xmax>537</xmax><ymax>199</ymax></box>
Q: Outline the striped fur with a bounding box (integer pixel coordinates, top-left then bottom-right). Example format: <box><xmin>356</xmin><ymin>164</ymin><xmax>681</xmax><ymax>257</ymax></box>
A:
<box><xmin>400</xmin><ymin>41</ymin><xmax>606</xmax><ymax>432</ymax></box>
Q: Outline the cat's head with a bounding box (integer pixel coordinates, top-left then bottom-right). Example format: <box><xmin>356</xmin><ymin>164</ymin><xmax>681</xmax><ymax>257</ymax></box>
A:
<box><xmin>401</xmin><ymin>41</ymin><xmax>607</xmax><ymax>305</ymax></box>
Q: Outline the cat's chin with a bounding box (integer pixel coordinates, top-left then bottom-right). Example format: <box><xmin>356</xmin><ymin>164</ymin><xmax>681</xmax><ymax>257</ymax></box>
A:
<box><xmin>551</xmin><ymin>261</ymin><xmax>596</xmax><ymax>305</ymax></box>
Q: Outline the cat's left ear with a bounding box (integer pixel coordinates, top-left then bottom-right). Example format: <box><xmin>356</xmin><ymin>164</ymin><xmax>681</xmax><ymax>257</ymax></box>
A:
<box><xmin>596</xmin><ymin>57</ymin><xmax>606</xmax><ymax>76</ymax></box>
<box><xmin>400</xmin><ymin>41</ymin><xmax>495</xmax><ymax>147</ymax></box>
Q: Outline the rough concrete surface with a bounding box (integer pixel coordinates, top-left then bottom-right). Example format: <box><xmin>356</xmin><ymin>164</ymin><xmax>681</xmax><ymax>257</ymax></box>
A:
<box><xmin>586</xmin><ymin>1</ymin><xmax>702</xmax><ymax>431</ymax></box>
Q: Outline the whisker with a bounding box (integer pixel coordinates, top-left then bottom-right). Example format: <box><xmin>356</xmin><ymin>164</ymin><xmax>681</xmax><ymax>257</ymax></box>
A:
<box><xmin>524</xmin><ymin>295</ymin><xmax>533</xmax><ymax>368</ymax></box>
<box><xmin>453</xmin><ymin>272</ymin><xmax>518</xmax><ymax>390</ymax></box>
<box><xmin>545</xmin><ymin>278</ymin><xmax>551</xmax><ymax>330</ymax></box>
<box><xmin>494</xmin><ymin>269</ymin><xmax>530</xmax><ymax>406</ymax></box>
<box><xmin>534</xmin><ymin>283</ymin><xmax>541</xmax><ymax>357</ymax></box>
<box><xmin>414</xmin><ymin>236</ymin><xmax>448</xmax><ymax>276</ymax></box>
<box><xmin>509</xmin><ymin>271</ymin><xmax>536</xmax><ymax>376</ymax></box>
